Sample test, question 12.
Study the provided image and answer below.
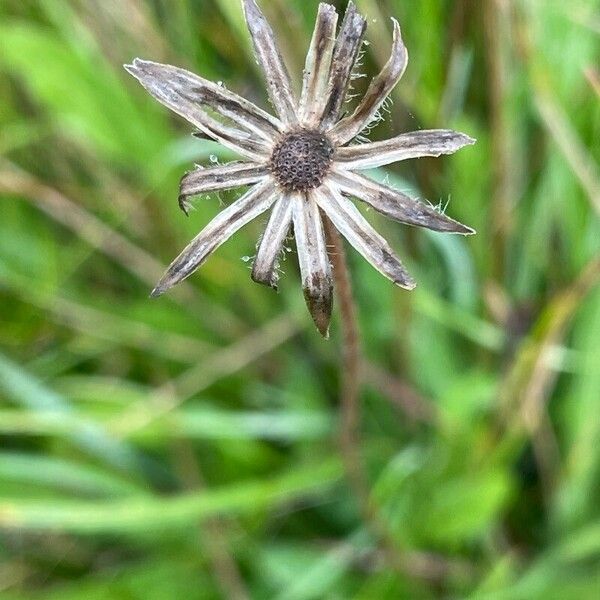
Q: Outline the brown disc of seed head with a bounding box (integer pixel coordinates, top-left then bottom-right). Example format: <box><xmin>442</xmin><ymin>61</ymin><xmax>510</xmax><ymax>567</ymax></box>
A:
<box><xmin>269</xmin><ymin>129</ymin><xmax>334</xmax><ymax>192</ymax></box>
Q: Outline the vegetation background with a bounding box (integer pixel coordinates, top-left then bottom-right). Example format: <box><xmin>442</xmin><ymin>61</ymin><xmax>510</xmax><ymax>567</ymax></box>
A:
<box><xmin>1</xmin><ymin>0</ymin><xmax>599</xmax><ymax>598</ymax></box>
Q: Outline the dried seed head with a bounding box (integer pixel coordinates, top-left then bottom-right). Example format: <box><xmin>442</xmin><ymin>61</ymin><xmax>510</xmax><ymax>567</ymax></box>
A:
<box><xmin>270</xmin><ymin>129</ymin><xmax>334</xmax><ymax>192</ymax></box>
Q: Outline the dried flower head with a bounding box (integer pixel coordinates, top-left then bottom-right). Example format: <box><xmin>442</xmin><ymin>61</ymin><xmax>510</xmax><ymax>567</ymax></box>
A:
<box><xmin>125</xmin><ymin>0</ymin><xmax>475</xmax><ymax>337</ymax></box>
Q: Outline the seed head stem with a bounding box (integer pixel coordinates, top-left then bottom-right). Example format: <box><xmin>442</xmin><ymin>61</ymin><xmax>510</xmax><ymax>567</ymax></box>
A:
<box><xmin>324</xmin><ymin>214</ymin><xmax>415</xmax><ymax>575</ymax></box>
<box><xmin>322</xmin><ymin>215</ymin><xmax>368</xmax><ymax>506</ymax></box>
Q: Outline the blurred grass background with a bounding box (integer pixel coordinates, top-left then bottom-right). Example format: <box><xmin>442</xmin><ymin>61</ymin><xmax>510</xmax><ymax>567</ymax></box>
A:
<box><xmin>0</xmin><ymin>0</ymin><xmax>599</xmax><ymax>598</ymax></box>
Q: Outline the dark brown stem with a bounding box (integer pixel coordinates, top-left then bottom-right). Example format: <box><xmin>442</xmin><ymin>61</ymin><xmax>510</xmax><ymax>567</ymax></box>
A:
<box><xmin>323</xmin><ymin>217</ymin><xmax>369</xmax><ymax>510</ymax></box>
<box><xmin>323</xmin><ymin>217</ymin><xmax>471</xmax><ymax>584</ymax></box>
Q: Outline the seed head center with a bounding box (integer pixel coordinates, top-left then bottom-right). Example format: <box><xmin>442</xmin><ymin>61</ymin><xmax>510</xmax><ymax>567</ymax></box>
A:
<box><xmin>270</xmin><ymin>129</ymin><xmax>334</xmax><ymax>192</ymax></box>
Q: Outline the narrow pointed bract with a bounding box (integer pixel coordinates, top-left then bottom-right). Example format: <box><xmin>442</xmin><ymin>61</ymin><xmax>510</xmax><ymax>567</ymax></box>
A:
<box><xmin>318</xmin><ymin>2</ymin><xmax>367</xmax><ymax>130</ymax></box>
<box><xmin>179</xmin><ymin>162</ymin><xmax>268</xmax><ymax>215</ymax></box>
<box><xmin>151</xmin><ymin>179</ymin><xmax>278</xmax><ymax>297</ymax></box>
<box><xmin>242</xmin><ymin>0</ymin><xmax>298</xmax><ymax>125</ymax></box>
<box><xmin>127</xmin><ymin>59</ymin><xmax>282</xmax><ymax>140</ymax></box>
<box><xmin>329</xmin><ymin>19</ymin><xmax>408</xmax><ymax>144</ymax></box>
<box><xmin>315</xmin><ymin>185</ymin><xmax>416</xmax><ymax>290</ymax></box>
<box><xmin>125</xmin><ymin>60</ymin><xmax>270</xmax><ymax>160</ymax></box>
<box><xmin>329</xmin><ymin>169</ymin><xmax>475</xmax><ymax>235</ymax></box>
<box><xmin>251</xmin><ymin>196</ymin><xmax>294</xmax><ymax>289</ymax></box>
<box><xmin>335</xmin><ymin>130</ymin><xmax>477</xmax><ymax>170</ymax></box>
<box><xmin>292</xmin><ymin>195</ymin><xmax>333</xmax><ymax>337</ymax></box>
<box><xmin>127</xmin><ymin>1</ymin><xmax>476</xmax><ymax>336</ymax></box>
<box><xmin>299</xmin><ymin>3</ymin><xmax>338</xmax><ymax>126</ymax></box>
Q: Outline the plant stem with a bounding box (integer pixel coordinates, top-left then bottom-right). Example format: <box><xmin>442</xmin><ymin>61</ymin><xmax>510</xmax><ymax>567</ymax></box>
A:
<box><xmin>323</xmin><ymin>217</ymin><xmax>464</xmax><ymax>584</ymax></box>
<box><xmin>322</xmin><ymin>217</ymin><xmax>369</xmax><ymax>511</ymax></box>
